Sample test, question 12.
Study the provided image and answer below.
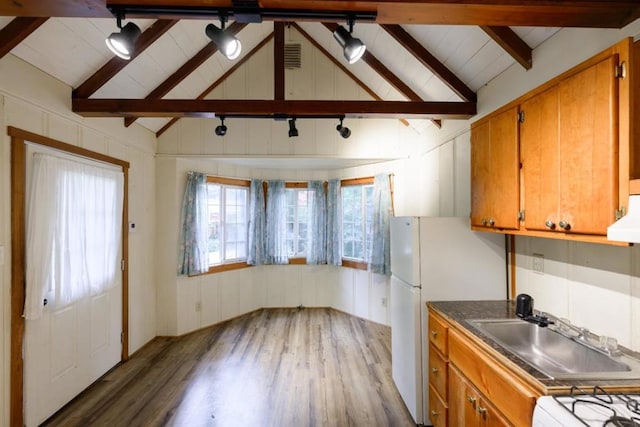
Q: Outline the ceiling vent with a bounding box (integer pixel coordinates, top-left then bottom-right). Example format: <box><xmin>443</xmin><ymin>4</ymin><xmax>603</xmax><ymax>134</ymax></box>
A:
<box><xmin>284</xmin><ymin>43</ymin><xmax>302</xmax><ymax>69</ymax></box>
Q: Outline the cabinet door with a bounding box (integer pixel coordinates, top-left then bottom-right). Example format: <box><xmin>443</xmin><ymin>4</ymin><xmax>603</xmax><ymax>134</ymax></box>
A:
<box><xmin>521</xmin><ymin>87</ymin><xmax>560</xmax><ymax>232</ymax></box>
<box><xmin>477</xmin><ymin>397</ymin><xmax>510</xmax><ymax>427</ymax></box>
<box><xmin>471</xmin><ymin>107</ymin><xmax>520</xmax><ymax>230</ymax></box>
<box><xmin>471</xmin><ymin>120</ymin><xmax>492</xmax><ymax>228</ymax></box>
<box><xmin>448</xmin><ymin>366</ymin><xmax>478</xmax><ymax>427</ymax></box>
<box><xmin>558</xmin><ymin>55</ymin><xmax>618</xmax><ymax>234</ymax></box>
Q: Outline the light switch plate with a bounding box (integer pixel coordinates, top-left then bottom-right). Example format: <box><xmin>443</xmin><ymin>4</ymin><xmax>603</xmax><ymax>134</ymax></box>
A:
<box><xmin>532</xmin><ymin>253</ymin><xmax>544</xmax><ymax>274</ymax></box>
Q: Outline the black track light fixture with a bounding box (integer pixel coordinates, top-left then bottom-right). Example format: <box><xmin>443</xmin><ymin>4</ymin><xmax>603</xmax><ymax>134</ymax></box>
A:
<box><xmin>215</xmin><ymin>116</ymin><xmax>228</xmax><ymax>136</ymax></box>
<box><xmin>105</xmin><ymin>12</ymin><xmax>141</xmax><ymax>60</ymax></box>
<box><xmin>206</xmin><ymin>15</ymin><xmax>242</xmax><ymax>60</ymax></box>
<box><xmin>336</xmin><ymin>117</ymin><xmax>351</xmax><ymax>139</ymax></box>
<box><xmin>288</xmin><ymin>118</ymin><xmax>299</xmax><ymax>138</ymax></box>
<box><xmin>333</xmin><ymin>19</ymin><xmax>366</xmax><ymax>64</ymax></box>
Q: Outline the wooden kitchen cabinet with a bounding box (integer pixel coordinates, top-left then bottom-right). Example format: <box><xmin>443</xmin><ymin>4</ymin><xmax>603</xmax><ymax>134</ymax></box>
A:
<box><xmin>471</xmin><ymin>37</ymin><xmax>637</xmax><ymax>244</ymax></box>
<box><xmin>428</xmin><ymin>311</ymin><xmax>449</xmax><ymax>427</ymax></box>
<box><xmin>521</xmin><ymin>55</ymin><xmax>619</xmax><ymax>235</ymax></box>
<box><xmin>449</xmin><ymin>365</ymin><xmax>509</xmax><ymax>427</ymax></box>
<box><xmin>471</xmin><ymin>106</ymin><xmax>520</xmax><ymax>231</ymax></box>
<box><xmin>428</xmin><ymin>306</ymin><xmax>539</xmax><ymax>427</ymax></box>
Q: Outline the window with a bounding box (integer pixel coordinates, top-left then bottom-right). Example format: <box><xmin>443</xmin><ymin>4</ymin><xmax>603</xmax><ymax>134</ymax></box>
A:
<box><xmin>286</xmin><ymin>188</ymin><xmax>310</xmax><ymax>258</ymax></box>
<box><xmin>206</xmin><ymin>179</ymin><xmax>249</xmax><ymax>266</ymax></box>
<box><xmin>341</xmin><ymin>182</ymin><xmax>374</xmax><ymax>262</ymax></box>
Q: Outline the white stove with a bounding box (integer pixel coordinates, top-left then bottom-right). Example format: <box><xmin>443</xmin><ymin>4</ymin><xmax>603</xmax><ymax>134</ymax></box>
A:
<box><xmin>533</xmin><ymin>387</ymin><xmax>640</xmax><ymax>426</ymax></box>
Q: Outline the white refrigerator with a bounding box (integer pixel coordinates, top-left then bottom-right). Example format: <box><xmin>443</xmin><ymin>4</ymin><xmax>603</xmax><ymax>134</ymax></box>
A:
<box><xmin>390</xmin><ymin>216</ymin><xmax>507</xmax><ymax>425</ymax></box>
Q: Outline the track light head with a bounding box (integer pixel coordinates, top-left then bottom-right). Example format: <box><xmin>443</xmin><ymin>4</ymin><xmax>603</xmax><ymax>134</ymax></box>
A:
<box><xmin>336</xmin><ymin>118</ymin><xmax>351</xmax><ymax>139</ymax></box>
<box><xmin>105</xmin><ymin>19</ymin><xmax>141</xmax><ymax>60</ymax></box>
<box><xmin>288</xmin><ymin>119</ymin><xmax>299</xmax><ymax>138</ymax></box>
<box><xmin>206</xmin><ymin>21</ymin><xmax>242</xmax><ymax>60</ymax></box>
<box><xmin>333</xmin><ymin>23</ymin><xmax>366</xmax><ymax>64</ymax></box>
<box><xmin>215</xmin><ymin>116</ymin><xmax>227</xmax><ymax>136</ymax></box>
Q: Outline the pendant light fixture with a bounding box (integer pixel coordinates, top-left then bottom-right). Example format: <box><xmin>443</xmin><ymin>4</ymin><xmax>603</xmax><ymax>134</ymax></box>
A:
<box><xmin>105</xmin><ymin>13</ymin><xmax>141</xmax><ymax>60</ymax></box>
<box><xmin>206</xmin><ymin>15</ymin><xmax>242</xmax><ymax>60</ymax></box>
<box><xmin>333</xmin><ymin>19</ymin><xmax>366</xmax><ymax>64</ymax></box>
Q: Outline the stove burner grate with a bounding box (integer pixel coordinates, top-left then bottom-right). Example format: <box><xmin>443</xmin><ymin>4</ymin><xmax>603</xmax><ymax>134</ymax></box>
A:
<box><xmin>551</xmin><ymin>386</ymin><xmax>640</xmax><ymax>426</ymax></box>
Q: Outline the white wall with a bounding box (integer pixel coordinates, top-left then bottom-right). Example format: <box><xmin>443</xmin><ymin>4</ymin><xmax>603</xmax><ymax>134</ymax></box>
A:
<box><xmin>155</xmin><ymin>156</ymin><xmax>404</xmax><ymax>336</ymax></box>
<box><xmin>0</xmin><ymin>54</ymin><xmax>158</xmax><ymax>426</ymax></box>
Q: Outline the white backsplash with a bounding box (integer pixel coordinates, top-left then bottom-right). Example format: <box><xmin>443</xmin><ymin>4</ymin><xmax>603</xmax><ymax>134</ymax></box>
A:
<box><xmin>515</xmin><ymin>236</ymin><xmax>640</xmax><ymax>351</ymax></box>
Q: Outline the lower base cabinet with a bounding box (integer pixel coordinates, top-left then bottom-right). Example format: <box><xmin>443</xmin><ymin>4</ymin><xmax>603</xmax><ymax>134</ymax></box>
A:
<box><xmin>449</xmin><ymin>365</ymin><xmax>509</xmax><ymax>427</ymax></box>
<box><xmin>428</xmin><ymin>307</ymin><xmax>540</xmax><ymax>427</ymax></box>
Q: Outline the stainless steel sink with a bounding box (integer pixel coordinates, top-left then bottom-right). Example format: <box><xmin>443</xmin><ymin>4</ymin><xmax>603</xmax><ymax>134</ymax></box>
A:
<box><xmin>467</xmin><ymin>318</ymin><xmax>640</xmax><ymax>380</ymax></box>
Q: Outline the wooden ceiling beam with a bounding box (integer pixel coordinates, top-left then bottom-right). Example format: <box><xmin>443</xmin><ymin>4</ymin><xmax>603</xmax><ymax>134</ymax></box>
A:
<box><xmin>381</xmin><ymin>24</ymin><xmax>476</xmax><ymax>103</ymax></box>
<box><xmin>481</xmin><ymin>26</ymin><xmax>532</xmax><ymax>70</ymax></box>
<box><xmin>274</xmin><ymin>22</ymin><xmax>285</xmax><ymax>100</ymax></box>
<box><xmin>73</xmin><ymin>19</ymin><xmax>179</xmax><ymax>99</ymax></box>
<box><xmin>72</xmin><ymin>98</ymin><xmax>477</xmax><ymax>119</ymax></box>
<box><xmin>124</xmin><ymin>21</ymin><xmax>247</xmax><ymax>127</ymax></box>
<box><xmin>4</xmin><ymin>1</ymin><xmax>638</xmax><ymax>28</ymax></box>
<box><xmin>0</xmin><ymin>17</ymin><xmax>49</xmax><ymax>60</ymax></box>
<box><xmin>323</xmin><ymin>22</ymin><xmax>441</xmax><ymax>128</ymax></box>
<box><xmin>156</xmin><ymin>32</ymin><xmax>274</xmax><ymax>137</ymax></box>
<box><xmin>291</xmin><ymin>23</ymin><xmax>410</xmax><ymax>127</ymax></box>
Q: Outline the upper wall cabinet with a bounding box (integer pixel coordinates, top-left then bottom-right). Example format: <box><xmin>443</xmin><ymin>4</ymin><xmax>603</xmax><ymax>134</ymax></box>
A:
<box><xmin>471</xmin><ymin>107</ymin><xmax>520</xmax><ymax>230</ymax></box>
<box><xmin>471</xmin><ymin>38</ymin><xmax>638</xmax><ymax>244</ymax></box>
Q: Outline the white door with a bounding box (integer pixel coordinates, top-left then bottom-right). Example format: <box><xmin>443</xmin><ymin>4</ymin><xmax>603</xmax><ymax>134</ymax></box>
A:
<box><xmin>23</xmin><ymin>145</ymin><xmax>123</xmax><ymax>426</ymax></box>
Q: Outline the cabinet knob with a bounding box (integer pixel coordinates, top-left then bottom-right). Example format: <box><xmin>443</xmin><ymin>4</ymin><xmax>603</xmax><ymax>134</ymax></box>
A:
<box><xmin>488</xmin><ymin>218</ymin><xmax>495</xmax><ymax>226</ymax></box>
<box><xmin>481</xmin><ymin>218</ymin><xmax>488</xmax><ymax>226</ymax></box>
<box><xmin>432</xmin><ymin>367</ymin><xmax>439</xmax><ymax>374</ymax></box>
<box><xmin>544</xmin><ymin>220</ymin><xmax>555</xmax><ymax>229</ymax></box>
<box><xmin>467</xmin><ymin>396</ymin><xmax>477</xmax><ymax>407</ymax></box>
<box><xmin>430</xmin><ymin>330</ymin><xmax>438</xmax><ymax>338</ymax></box>
<box><xmin>478</xmin><ymin>406</ymin><xmax>487</xmax><ymax>419</ymax></box>
<box><xmin>559</xmin><ymin>220</ymin><xmax>571</xmax><ymax>230</ymax></box>
<box><xmin>431</xmin><ymin>410</ymin><xmax>439</xmax><ymax>417</ymax></box>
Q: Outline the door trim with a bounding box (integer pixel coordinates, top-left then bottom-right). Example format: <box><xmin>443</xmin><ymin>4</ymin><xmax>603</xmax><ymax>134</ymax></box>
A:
<box><xmin>8</xmin><ymin>126</ymin><xmax>130</xmax><ymax>427</ymax></box>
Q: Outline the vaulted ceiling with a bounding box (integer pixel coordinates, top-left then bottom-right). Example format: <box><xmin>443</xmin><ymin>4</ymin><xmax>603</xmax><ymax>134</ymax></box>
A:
<box><xmin>1</xmin><ymin>1</ymin><xmax>639</xmax><ymax>135</ymax></box>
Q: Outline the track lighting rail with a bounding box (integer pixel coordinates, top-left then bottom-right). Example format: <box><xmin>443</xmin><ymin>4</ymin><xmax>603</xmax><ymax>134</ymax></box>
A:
<box><xmin>107</xmin><ymin>5</ymin><xmax>377</xmax><ymax>23</ymax></box>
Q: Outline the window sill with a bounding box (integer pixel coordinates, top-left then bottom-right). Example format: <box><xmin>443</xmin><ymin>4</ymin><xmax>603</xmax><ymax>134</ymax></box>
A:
<box><xmin>341</xmin><ymin>259</ymin><xmax>368</xmax><ymax>271</ymax></box>
<box><xmin>206</xmin><ymin>262</ymin><xmax>251</xmax><ymax>274</ymax></box>
<box><xmin>190</xmin><ymin>258</ymin><xmax>368</xmax><ymax>277</ymax></box>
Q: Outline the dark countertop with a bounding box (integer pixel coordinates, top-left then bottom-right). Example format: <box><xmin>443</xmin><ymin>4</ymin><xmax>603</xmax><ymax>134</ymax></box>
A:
<box><xmin>428</xmin><ymin>300</ymin><xmax>640</xmax><ymax>392</ymax></box>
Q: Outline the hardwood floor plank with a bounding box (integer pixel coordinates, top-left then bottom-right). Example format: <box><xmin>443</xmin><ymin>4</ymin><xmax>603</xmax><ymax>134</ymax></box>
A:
<box><xmin>42</xmin><ymin>308</ymin><xmax>415</xmax><ymax>426</ymax></box>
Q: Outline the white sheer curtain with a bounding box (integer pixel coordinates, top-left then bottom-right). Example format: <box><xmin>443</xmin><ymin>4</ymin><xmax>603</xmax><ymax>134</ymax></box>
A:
<box><xmin>306</xmin><ymin>181</ymin><xmax>326</xmax><ymax>264</ymax></box>
<box><xmin>265</xmin><ymin>180</ymin><xmax>289</xmax><ymax>264</ymax></box>
<box><xmin>25</xmin><ymin>153</ymin><xmax>124</xmax><ymax>320</ymax></box>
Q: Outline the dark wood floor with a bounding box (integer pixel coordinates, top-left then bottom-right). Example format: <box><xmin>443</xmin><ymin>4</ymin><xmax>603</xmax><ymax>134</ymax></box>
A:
<box><xmin>43</xmin><ymin>308</ymin><xmax>416</xmax><ymax>426</ymax></box>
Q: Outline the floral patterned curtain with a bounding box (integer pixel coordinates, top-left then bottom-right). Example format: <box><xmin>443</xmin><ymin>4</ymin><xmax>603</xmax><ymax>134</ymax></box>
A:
<box><xmin>326</xmin><ymin>179</ymin><xmax>342</xmax><ymax>266</ymax></box>
<box><xmin>247</xmin><ymin>179</ymin><xmax>266</xmax><ymax>265</ymax></box>
<box><xmin>306</xmin><ymin>181</ymin><xmax>327</xmax><ymax>264</ymax></box>
<box><xmin>178</xmin><ymin>172</ymin><xmax>209</xmax><ymax>275</ymax></box>
<box><xmin>265</xmin><ymin>180</ymin><xmax>289</xmax><ymax>264</ymax></box>
<box><xmin>369</xmin><ymin>173</ymin><xmax>392</xmax><ymax>275</ymax></box>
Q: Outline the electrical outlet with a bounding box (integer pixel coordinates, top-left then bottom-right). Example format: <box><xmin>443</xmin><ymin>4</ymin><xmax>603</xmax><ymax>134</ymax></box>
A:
<box><xmin>381</xmin><ymin>297</ymin><xmax>387</xmax><ymax>307</ymax></box>
<box><xmin>195</xmin><ymin>302</ymin><xmax>201</xmax><ymax>312</ymax></box>
<box><xmin>532</xmin><ymin>253</ymin><xmax>544</xmax><ymax>274</ymax></box>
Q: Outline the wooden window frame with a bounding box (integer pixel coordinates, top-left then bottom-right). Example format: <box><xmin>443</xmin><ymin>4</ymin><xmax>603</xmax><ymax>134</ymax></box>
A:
<box><xmin>191</xmin><ymin>175</ymin><xmax>393</xmax><ymax>273</ymax></box>
<box><xmin>340</xmin><ymin>177</ymin><xmax>375</xmax><ymax>270</ymax></box>
<box><xmin>200</xmin><ymin>176</ymin><xmax>252</xmax><ymax>275</ymax></box>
